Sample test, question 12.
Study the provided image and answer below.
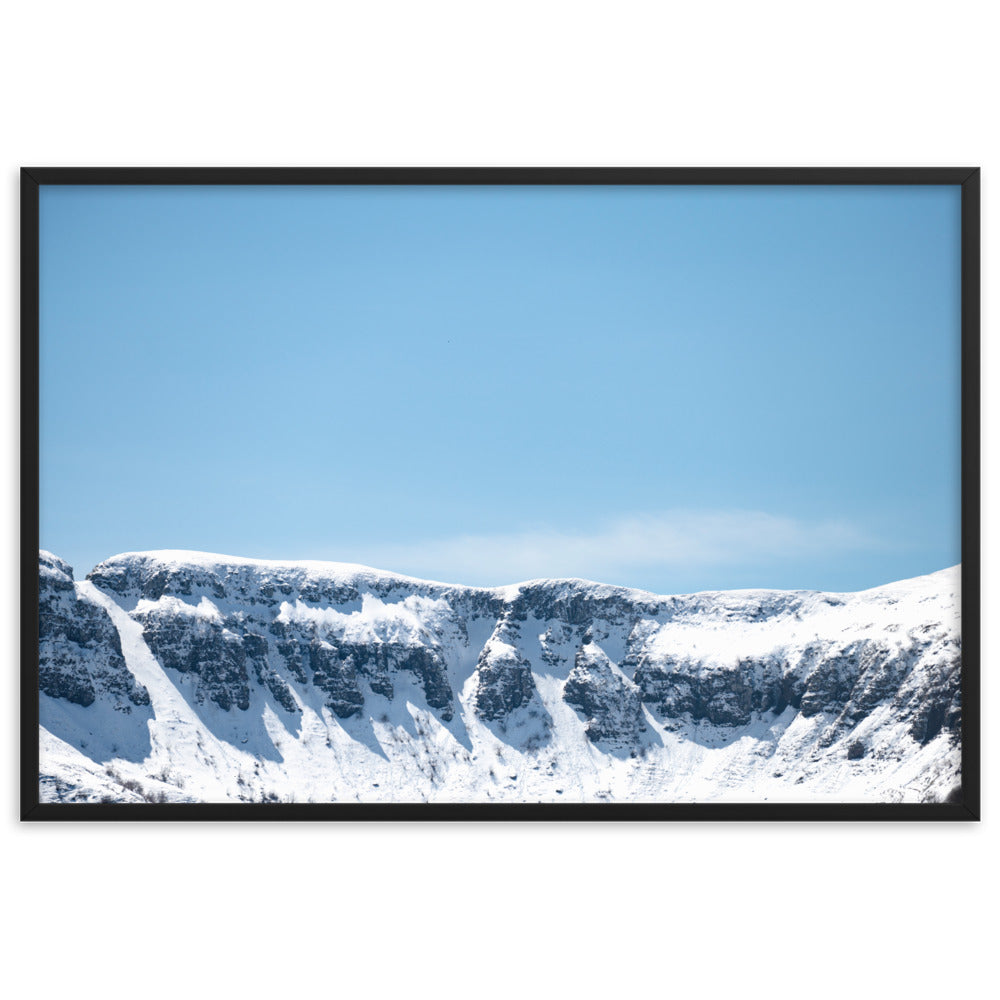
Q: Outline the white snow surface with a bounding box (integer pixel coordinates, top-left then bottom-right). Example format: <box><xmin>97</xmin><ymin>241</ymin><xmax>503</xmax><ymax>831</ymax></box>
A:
<box><xmin>38</xmin><ymin>550</ymin><xmax>962</xmax><ymax>805</ymax></box>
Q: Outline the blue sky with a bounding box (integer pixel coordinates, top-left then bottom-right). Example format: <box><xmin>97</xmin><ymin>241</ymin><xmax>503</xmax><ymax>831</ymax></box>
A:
<box><xmin>39</xmin><ymin>184</ymin><xmax>961</xmax><ymax>593</ymax></box>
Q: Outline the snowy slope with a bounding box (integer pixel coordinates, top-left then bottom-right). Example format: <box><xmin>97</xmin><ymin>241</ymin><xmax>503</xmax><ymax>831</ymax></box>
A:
<box><xmin>37</xmin><ymin>549</ymin><xmax>962</xmax><ymax>804</ymax></box>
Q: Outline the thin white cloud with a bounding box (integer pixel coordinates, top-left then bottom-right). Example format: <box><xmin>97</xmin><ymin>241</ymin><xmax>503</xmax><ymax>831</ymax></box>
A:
<box><xmin>345</xmin><ymin>510</ymin><xmax>873</xmax><ymax>588</ymax></box>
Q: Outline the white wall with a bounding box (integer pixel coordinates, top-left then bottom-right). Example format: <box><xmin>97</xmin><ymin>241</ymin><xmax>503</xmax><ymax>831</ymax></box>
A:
<box><xmin>2</xmin><ymin>4</ymin><xmax>994</xmax><ymax>995</ymax></box>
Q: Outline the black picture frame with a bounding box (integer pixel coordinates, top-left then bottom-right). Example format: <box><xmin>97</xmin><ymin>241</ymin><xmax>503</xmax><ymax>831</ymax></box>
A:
<box><xmin>20</xmin><ymin>166</ymin><xmax>981</xmax><ymax>822</ymax></box>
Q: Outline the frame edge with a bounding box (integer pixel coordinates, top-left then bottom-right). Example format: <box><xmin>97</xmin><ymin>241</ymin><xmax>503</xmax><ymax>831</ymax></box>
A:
<box><xmin>959</xmin><ymin>168</ymin><xmax>981</xmax><ymax>821</ymax></box>
<box><xmin>20</xmin><ymin>169</ymin><xmax>41</xmax><ymax>821</ymax></box>
<box><xmin>18</xmin><ymin>166</ymin><xmax>980</xmax><ymax>186</ymax></box>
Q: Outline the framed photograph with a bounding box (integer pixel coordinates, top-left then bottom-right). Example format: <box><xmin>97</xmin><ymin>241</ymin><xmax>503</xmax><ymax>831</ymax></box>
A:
<box><xmin>21</xmin><ymin>168</ymin><xmax>980</xmax><ymax>820</ymax></box>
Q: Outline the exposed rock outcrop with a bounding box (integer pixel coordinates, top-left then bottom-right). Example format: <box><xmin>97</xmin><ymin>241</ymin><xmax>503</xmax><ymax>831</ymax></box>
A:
<box><xmin>39</xmin><ymin>551</ymin><xmax>149</xmax><ymax>710</ymax></box>
<box><xmin>563</xmin><ymin>642</ymin><xmax>645</xmax><ymax>744</ymax></box>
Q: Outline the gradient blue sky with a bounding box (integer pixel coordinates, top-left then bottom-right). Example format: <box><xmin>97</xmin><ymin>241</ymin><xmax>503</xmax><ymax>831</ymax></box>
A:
<box><xmin>39</xmin><ymin>184</ymin><xmax>961</xmax><ymax>593</ymax></box>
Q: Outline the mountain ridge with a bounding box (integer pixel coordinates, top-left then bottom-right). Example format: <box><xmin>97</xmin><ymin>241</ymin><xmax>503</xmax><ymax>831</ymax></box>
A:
<box><xmin>38</xmin><ymin>549</ymin><xmax>962</xmax><ymax>805</ymax></box>
<box><xmin>84</xmin><ymin>546</ymin><xmax>958</xmax><ymax>600</ymax></box>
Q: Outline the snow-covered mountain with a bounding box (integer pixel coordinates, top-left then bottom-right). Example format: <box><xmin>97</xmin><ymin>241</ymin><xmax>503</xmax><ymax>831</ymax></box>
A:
<box><xmin>37</xmin><ymin>549</ymin><xmax>962</xmax><ymax>804</ymax></box>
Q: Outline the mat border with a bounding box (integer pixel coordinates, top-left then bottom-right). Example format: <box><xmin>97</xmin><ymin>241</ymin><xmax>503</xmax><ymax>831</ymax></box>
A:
<box><xmin>20</xmin><ymin>166</ymin><xmax>981</xmax><ymax>822</ymax></box>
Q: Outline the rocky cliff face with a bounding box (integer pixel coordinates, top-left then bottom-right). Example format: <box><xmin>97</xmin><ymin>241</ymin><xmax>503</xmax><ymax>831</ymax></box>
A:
<box><xmin>39</xmin><ymin>551</ymin><xmax>150</xmax><ymax>711</ymax></box>
<box><xmin>37</xmin><ymin>550</ymin><xmax>962</xmax><ymax>804</ymax></box>
<box><xmin>564</xmin><ymin>641</ymin><xmax>645</xmax><ymax>745</ymax></box>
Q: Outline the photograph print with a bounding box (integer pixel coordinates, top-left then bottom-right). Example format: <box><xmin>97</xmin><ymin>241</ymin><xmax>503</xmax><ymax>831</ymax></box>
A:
<box><xmin>25</xmin><ymin>170</ymin><xmax>978</xmax><ymax>817</ymax></box>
